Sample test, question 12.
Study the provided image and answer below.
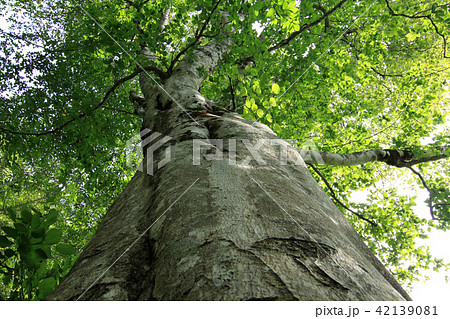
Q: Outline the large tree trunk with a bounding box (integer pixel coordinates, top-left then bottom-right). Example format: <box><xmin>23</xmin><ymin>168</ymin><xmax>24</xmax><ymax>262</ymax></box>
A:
<box><xmin>47</xmin><ymin>38</ymin><xmax>411</xmax><ymax>301</ymax></box>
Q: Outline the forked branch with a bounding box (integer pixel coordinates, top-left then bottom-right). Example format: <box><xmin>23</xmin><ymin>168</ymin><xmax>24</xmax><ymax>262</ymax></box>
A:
<box><xmin>385</xmin><ymin>0</ymin><xmax>449</xmax><ymax>58</ymax></box>
<box><xmin>408</xmin><ymin>166</ymin><xmax>450</xmax><ymax>221</ymax></box>
<box><xmin>167</xmin><ymin>0</ymin><xmax>223</xmax><ymax>73</ymax></box>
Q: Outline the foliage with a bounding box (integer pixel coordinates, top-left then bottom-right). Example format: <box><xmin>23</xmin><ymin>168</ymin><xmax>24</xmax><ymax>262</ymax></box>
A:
<box><xmin>1</xmin><ymin>0</ymin><xmax>450</xmax><ymax>299</ymax></box>
<box><xmin>0</xmin><ymin>205</ymin><xmax>76</xmax><ymax>300</ymax></box>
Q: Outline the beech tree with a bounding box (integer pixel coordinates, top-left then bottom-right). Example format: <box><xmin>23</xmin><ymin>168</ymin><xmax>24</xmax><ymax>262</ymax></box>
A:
<box><xmin>1</xmin><ymin>0</ymin><xmax>449</xmax><ymax>300</ymax></box>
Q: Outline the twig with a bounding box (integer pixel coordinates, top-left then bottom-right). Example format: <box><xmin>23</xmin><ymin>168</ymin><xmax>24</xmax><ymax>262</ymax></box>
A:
<box><xmin>312</xmin><ymin>4</ymin><xmax>330</xmax><ymax>32</ymax></box>
<box><xmin>102</xmin><ymin>106</ymin><xmax>135</xmax><ymax>115</ymax></box>
<box><xmin>408</xmin><ymin>165</ymin><xmax>450</xmax><ymax>221</ymax></box>
<box><xmin>426</xmin><ymin>16</ymin><xmax>449</xmax><ymax>58</ymax></box>
<box><xmin>307</xmin><ymin>163</ymin><xmax>378</xmax><ymax>226</ymax></box>
<box><xmin>370</xmin><ymin>67</ymin><xmax>404</xmax><ymax>78</ymax></box>
<box><xmin>384</xmin><ymin>0</ymin><xmax>429</xmax><ymax>18</ymax></box>
<box><xmin>0</xmin><ymin>29</ymin><xmax>84</xmax><ymax>53</ymax></box>
<box><xmin>268</xmin><ymin>0</ymin><xmax>348</xmax><ymax>52</ymax></box>
<box><xmin>407</xmin><ymin>154</ymin><xmax>448</xmax><ymax>166</ymax></box>
<box><xmin>228</xmin><ymin>76</ymin><xmax>236</xmax><ymax>111</ymax></box>
<box><xmin>385</xmin><ymin>0</ymin><xmax>449</xmax><ymax>58</ymax></box>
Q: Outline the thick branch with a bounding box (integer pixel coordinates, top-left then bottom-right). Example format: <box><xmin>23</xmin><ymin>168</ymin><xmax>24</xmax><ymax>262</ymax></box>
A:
<box><xmin>137</xmin><ymin>3</ymin><xmax>172</xmax><ymax>62</ymax></box>
<box><xmin>299</xmin><ymin>147</ymin><xmax>448</xmax><ymax>167</ymax></box>
<box><xmin>407</xmin><ymin>154</ymin><xmax>448</xmax><ymax>166</ymax></box>
<box><xmin>161</xmin><ymin>10</ymin><xmax>232</xmax><ymax>93</ymax></box>
<box><xmin>299</xmin><ymin>148</ymin><xmax>407</xmax><ymax>166</ymax></box>
<box><xmin>302</xmin><ymin>146</ymin><xmax>450</xmax><ymax>221</ymax></box>
<box><xmin>159</xmin><ymin>5</ymin><xmax>171</xmax><ymax>31</ymax></box>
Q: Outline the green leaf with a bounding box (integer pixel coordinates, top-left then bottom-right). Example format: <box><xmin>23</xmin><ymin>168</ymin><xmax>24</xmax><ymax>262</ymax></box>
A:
<box><xmin>271</xmin><ymin>83</ymin><xmax>280</xmax><ymax>94</ymax></box>
<box><xmin>21</xmin><ymin>208</ymin><xmax>33</xmax><ymax>224</ymax></box>
<box><xmin>31</xmin><ymin>227</ymin><xmax>46</xmax><ymax>239</ymax></box>
<box><xmin>30</xmin><ymin>236</ymin><xmax>44</xmax><ymax>245</ymax></box>
<box><xmin>406</xmin><ymin>33</ymin><xmax>418</xmax><ymax>41</ymax></box>
<box><xmin>6</xmin><ymin>208</ymin><xmax>16</xmax><ymax>220</ymax></box>
<box><xmin>0</xmin><ymin>236</ymin><xmax>14</xmax><ymax>248</ymax></box>
<box><xmin>44</xmin><ymin>209</ymin><xmax>58</xmax><ymax>226</ymax></box>
<box><xmin>256</xmin><ymin>109</ymin><xmax>265</xmax><ymax>118</ymax></box>
<box><xmin>55</xmin><ymin>243</ymin><xmax>76</xmax><ymax>256</ymax></box>
<box><xmin>43</xmin><ymin>229</ymin><xmax>62</xmax><ymax>244</ymax></box>
<box><xmin>37</xmin><ymin>261</ymin><xmax>48</xmax><ymax>279</ymax></box>
<box><xmin>38</xmin><ymin>277</ymin><xmax>57</xmax><ymax>298</ymax></box>
<box><xmin>13</xmin><ymin>222</ymin><xmax>27</xmax><ymax>233</ymax></box>
<box><xmin>39</xmin><ymin>245</ymin><xmax>52</xmax><ymax>259</ymax></box>
<box><xmin>35</xmin><ymin>248</ymin><xmax>49</xmax><ymax>259</ymax></box>
<box><xmin>31</xmin><ymin>212</ymin><xmax>41</xmax><ymax>228</ymax></box>
<box><xmin>273</xmin><ymin>123</ymin><xmax>281</xmax><ymax>133</ymax></box>
<box><xmin>1</xmin><ymin>226</ymin><xmax>18</xmax><ymax>238</ymax></box>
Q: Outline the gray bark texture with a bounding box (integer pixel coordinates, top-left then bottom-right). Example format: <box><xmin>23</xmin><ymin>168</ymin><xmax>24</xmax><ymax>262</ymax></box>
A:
<box><xmin>300</xmin><ymin>148</ymin><xmax>412</xmax><ymax>167</ymax></box>
<box><xmin>47</xmin><ymin>37</ymin><xmax>411</xmax><ymax>301</ymax></box>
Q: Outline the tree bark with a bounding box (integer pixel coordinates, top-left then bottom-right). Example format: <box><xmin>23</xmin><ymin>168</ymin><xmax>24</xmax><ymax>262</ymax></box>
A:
<box><xmin>47</xmin><ymin>38</ymin><xmax>411</xmax><ymax>301</ymax></box>
<box><xmin>299</xmin><ymin>148</ymin><xmax>448</xmax><ymax>167</ymax></box>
